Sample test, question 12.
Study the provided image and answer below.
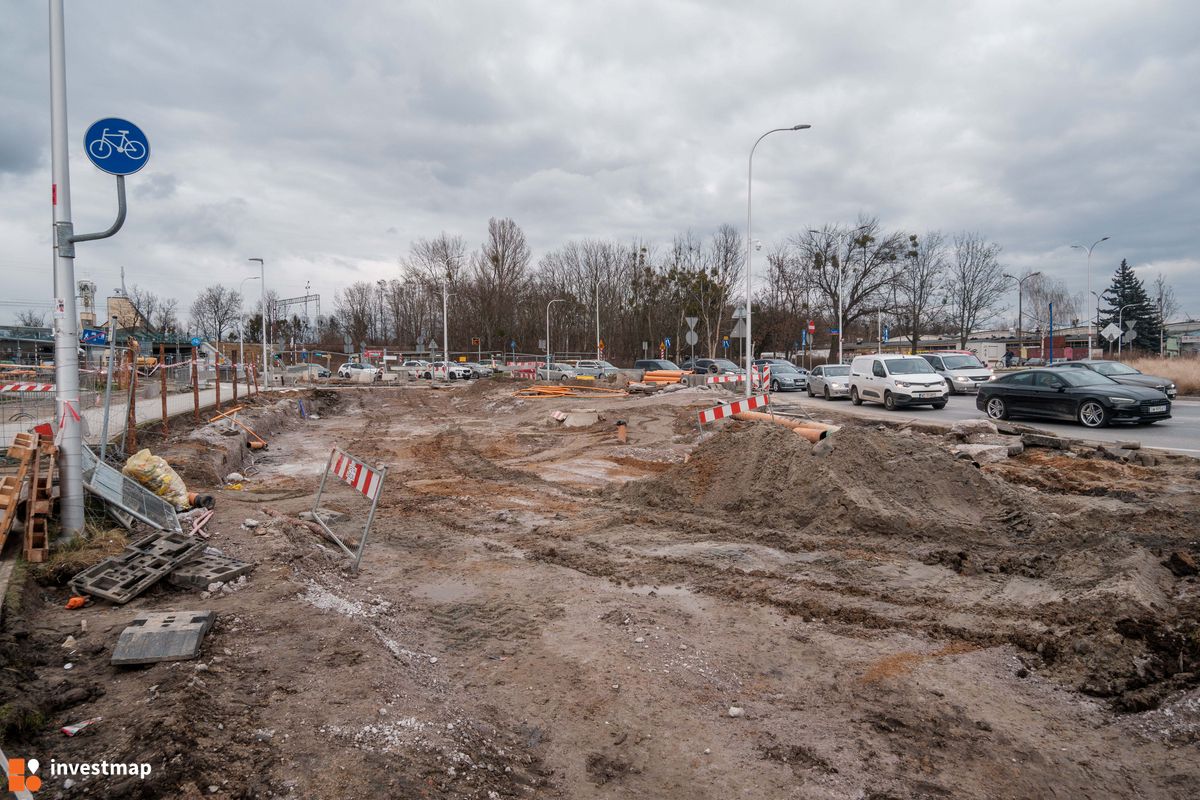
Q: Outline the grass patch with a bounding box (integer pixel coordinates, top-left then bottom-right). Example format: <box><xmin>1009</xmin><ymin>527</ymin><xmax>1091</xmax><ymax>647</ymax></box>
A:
<box><xmin>0</xmin><ymin>702</ymin><xmax>45</xmax><ymax>740</ymax></box>
<box><xmin>1122</xmin><ymin>357</ymin><xmax>1200</xmax><ymax>395</ymax></box>
<box><xmin>28</xmin><ymin>521</ymin><xmax>128</xmax><ymax>586</ymax></box>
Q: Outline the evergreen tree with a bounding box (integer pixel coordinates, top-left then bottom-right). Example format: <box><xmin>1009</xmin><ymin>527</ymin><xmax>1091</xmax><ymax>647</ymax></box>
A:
<box><xmin>1097</xmin><ymin>259</ymin><xmax>1158</xmax><ymax>354</ymax></box>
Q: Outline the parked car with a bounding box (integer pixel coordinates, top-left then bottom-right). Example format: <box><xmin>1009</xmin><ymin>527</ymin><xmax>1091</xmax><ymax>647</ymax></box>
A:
<box><xmin>461</xmin><ymin>361</ymin><xmax>494</xmax><ymax>378</ymax></box>
<box><xmin>751</xmin><ymin>359</ymin><xmax>807</xmax><ymax>391</ymax></box>
<box><xmin>286</xmin><ymin>364</ymin><xmax>331</xmax><ymax>379</ymax></box>
<box><xmin>1055</xmin><ymin>359</ymin><xmax>1177</xmax><ymax>399</ymax></box>
<box><xmin>572</xmin><ymin>359</ymin><xmax>619</xmax><ymax>378</ymax></box>
<box><xmin>919</xmin><ymin>352</ymin><xmax>994</xmax><ymax>394</ymax></box>
<box><xmin>807</xmin><ymin>364</ymin><xmax>851</xmax><ymax>399</ymax></box>
<box><xmin>422</xmin><ymin>361</ymin><xmax>472</xmax><ymax>380</ymax></box>
<box><xmin>634</xmin><ymin>359</ymin><xmax>681</xmax><ymax>371</ymax></box>
<box><xmin>849</xmin><ymin>354</ymin><xmax>948</xmax><ymax>410</ymax></box>
<box><xmin>401</xmin><ymin>359</ymin><xmax>430</xmax><ymax>378</ymax></box>
<box><xmin>977</xmin><ymin>367</ymin><xmax>1172</xmax><ymax>428</ymax></box>
<box><xmin>537</xmin><ymin>362</ymin><xmax>578</xmax><ymax>381</ymax></box>
<box><xmin>681</xmin><ymin>357</ymin><xmax>744</xmax><ymax>375</ymax></box>
<box><xmin>337</xmin><ymin>362</ymin><xmax>380</xmax><ymax>380</ymax></box>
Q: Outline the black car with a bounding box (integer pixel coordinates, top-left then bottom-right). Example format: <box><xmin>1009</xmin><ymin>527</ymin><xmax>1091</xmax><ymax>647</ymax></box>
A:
<box><xmin>1056</xmin><ymin>359</ymin><xmax>1177</xmax><ymax>399</ymax></box>
<box><xmin>976</xmin><ymin>367</ymin><xmax>1172</xmax><ymax>428</ymax></box>
<box><xmin>751</xmin><ymin>358</ymin><xmax>808</xmax><ymax>391</ymax></box>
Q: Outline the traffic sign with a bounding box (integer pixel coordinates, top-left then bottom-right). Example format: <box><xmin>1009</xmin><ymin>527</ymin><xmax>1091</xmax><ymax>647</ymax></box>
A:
<box><xmin>190</xmin><ymin>336</ymin><xmax>202</xmax><ymax>347</ymax></box>
<box><xmin>1101</xmin><ymin>323</ymin><xmax>1121</xmax><ymax>342</ymax></box>
<box><xmin>84</xmin><ymin>117</ymin><xmax>150</xmax><ymax>176</ymax></box>
<box><xmin>722</xmin><ymin>337</ymin><xmax>730</xmax><ymax>349</ymax></box>
<box><xmin>685</xmin><ymin>316</ymin><xmax>699</xmax><ymax>330</ymax></box>
<box><xmin>883</xmin><ymin>325</ymin><xmax>890</xmax><ymax>342</ymax></box>
<box><xmin>80</xmin><ymin>328</ymin><xmax>107</xmax><ymax>345</ymax></box>
<box><xmin>471</xmin><ymin>337</ymin><xmax>481</xmax><ymax>345</ymax></box>
<box><xmin>664</xmin><ymin>337</ymin><xmax>672</xmax><ymax>348</ymax></box>
<box><xmin>685</xmin><ymin>331</ymin><xmax>699</xmax><ymax>346</ymax></box>
<box><xmin>807</xmin><ymin>320</ymin><xmax>815</xmax><ymax>334</ymax></box>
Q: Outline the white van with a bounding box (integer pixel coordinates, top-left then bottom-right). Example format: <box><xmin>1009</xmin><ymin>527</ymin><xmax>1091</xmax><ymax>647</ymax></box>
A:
<box><xmin>849</xmin><ymin>354</ymin><xmax>948</xmax><ymax>410</ymax></box>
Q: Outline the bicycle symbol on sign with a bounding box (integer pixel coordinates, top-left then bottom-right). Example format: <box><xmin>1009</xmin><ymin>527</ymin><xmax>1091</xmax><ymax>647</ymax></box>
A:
<box><xmin>87</xmin><ymin>128</ymin><xmax>147</xmax><ymax>161</ymax></box>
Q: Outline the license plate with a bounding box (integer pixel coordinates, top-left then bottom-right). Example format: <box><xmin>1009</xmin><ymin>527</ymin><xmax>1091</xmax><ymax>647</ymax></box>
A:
<box><xmin>1148</xmin><ymin>405</ymin><xmax>1166</xmax><ymax>413</ymax></box>
<box><xmin>917</xmin><ymin>391</ymin><xmax>938</xmax><ymax>397</ymax></box>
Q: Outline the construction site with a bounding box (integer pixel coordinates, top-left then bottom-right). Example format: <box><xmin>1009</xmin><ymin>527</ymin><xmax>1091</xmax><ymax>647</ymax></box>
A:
<box><xmin>1</xmin><ymin>375</ymin><xmax>1198</xmax><ymax>799</ymax></box>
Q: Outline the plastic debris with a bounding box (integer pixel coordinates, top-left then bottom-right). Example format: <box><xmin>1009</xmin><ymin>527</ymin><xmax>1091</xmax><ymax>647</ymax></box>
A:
<box><xmin>65</xmin><ymin>596</ymin><xmax>87</xmax><ymax>610</ymax></box>
<box><xmin>61</xmin><ymin>717</ymin><xmax>102</xmax><ymax>737</ymax></box>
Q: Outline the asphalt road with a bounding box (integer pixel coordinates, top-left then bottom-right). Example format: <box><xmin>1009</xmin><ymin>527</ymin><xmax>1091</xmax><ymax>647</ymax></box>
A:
<box><xmin>771</xmin><ymin>391</ymin><xmax>1200</xmax><ymax>456</ymax></box>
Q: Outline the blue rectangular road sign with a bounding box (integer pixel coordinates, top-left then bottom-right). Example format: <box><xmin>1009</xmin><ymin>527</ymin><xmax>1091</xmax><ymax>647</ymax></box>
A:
<box><xmin>80</xmin><ymin>328</ymin><xmax>108</xmax><ymax>345</ymax></box>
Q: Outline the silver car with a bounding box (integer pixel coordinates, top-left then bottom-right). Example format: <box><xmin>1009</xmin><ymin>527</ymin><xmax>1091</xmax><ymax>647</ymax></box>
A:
<box><xmin>572</xmin><ymin>359</ymin><xmax>619</xmax><ymax>378</ymax></box>
<box><xmin>919</xmin><ymin>352</ymin><xmax>993</xmax><ymax>394</ymax></box>
<box><xmin>806</xmin><ymin>364</ymin><xmax>851</xmax><ymax>399</ymax></box>
<box><xmin>537</xmin><ymin>363</ymin><xmax>578</xmax><ymax>381</ymax></box>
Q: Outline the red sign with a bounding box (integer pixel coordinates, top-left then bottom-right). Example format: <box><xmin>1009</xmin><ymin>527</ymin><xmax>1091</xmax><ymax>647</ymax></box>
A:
<box><xmin>364</xmin><ymin>349</ymin><xmax>382</xmax><ymax>358</ymax></box>
<box><xmin>807</xmin><ymin>320</ymin><xmax>815</xmax><ymax>334</ymax></box>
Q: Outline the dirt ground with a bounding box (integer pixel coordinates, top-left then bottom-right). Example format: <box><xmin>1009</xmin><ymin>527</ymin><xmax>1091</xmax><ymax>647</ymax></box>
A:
<box><xmin>3</xmin><ymin>381</ymin><xmax>1199</xmax><ymax>799</ymax></box>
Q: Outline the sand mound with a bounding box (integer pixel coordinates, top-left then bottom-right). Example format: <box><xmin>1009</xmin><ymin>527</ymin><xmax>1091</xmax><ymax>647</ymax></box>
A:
<box><xmin>623</xmin><ymin>423</ymin><xmax>1038</xmax><ymax>540</ymax></box>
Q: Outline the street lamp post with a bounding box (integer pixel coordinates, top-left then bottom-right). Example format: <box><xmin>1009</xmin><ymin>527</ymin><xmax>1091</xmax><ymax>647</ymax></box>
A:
<box><xmin>810</xmin><ymin>224</ymin><xmax>868</xmax><ymax>366</ymax></box>
<box><xmin>1003</xmin><ymin>271</ymin><xmax>1041</xmax><ymax>361</ymax></box>
<box><xmin>595</xmin><ymin>279</ymin><xmax>601</xmax><ymax>360</ymax></box>
<box><xmin>746</xmin><ymin>124</ymin><xmax>810</xmax><ymax>397</ymax></box>
<box><xmin>546</xmin><ymin>298</ymin><xmax>566</xmax><ymax>379</ymax></box>
<box><xmin>238</xmin><ymin>275</ymin><xmax>260</xmax><ymax>378</ymax></box>
<box><xmin>1071</xmin><ymin>237</ymin><xmax>1109</xmax><ymax>358</ymax></box>
<box><xmin>248</xmin><ymin>258</ymin><xmax>266</xmax><ymax>383</ymax></box>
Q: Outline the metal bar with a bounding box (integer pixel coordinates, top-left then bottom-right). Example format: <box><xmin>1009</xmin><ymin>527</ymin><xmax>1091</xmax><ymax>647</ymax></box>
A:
<box><xmin>159</xmin><ymin>343</ymin><xmax>167</xmax><ymax>434</ymax></box>
<box><xmin>99</xmin><ymin>316</ymin><xmax>118</xmax><ymax>462</ymax></box>
<box><xmin>68</xmin><ymin>175</ymin><xmax>127</xmax><ymax>244</ymax></box>
<box><xmin>312</xmin><ymin>448</ymin><xmax>335</xmax><ymax>516</ymax></box>
<box><xmin>191</xmin><ymin>347</ymin><xmax>199</xmax><ymax>421</ymax></box>
<box><xmin>313</xmin><ymin>514</ymin><xmax>357</xmax><ymax>561</ymax></box>
<box><xmin>353</xmin><ymin>465</ymin><xmax>387</xmax><ymax>572</ymax></box>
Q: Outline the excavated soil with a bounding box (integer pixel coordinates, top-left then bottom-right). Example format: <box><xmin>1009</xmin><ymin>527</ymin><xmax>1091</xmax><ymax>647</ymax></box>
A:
<box><xmin>3</xmin><ymin>383</ymin><xmax>1199</xmax><ymax>799</ymax></box>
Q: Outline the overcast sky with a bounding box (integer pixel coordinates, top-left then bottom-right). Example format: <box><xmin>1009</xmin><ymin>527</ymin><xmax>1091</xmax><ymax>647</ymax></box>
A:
<box><xmin>2</xmin><ymin>0</ymin><xmax>1198</xmax><ymax>327</ymax></box>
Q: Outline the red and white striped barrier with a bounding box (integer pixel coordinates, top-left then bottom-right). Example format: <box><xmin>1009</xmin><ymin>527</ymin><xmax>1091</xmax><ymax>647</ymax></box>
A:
<box><xmin>332</xmin><ymin>448</ymin><xmax>384</xmax><ymax>500</ymax></box>
<box><xmin>0</xmin><ymin>383</ymin><xmax>55</xmax><ymax>393</ymax></box>
<box><xmin>698</xmin><ymin>393</ymin><xmax>770</xmax><ymax>425</ymax></box>
<box><xmin>751</xmin><ymin>365</ymin><xmax>772</xmax><ymax>391</ymax></box>
<box><xmin>705</xmin><ymin>374</ymin><xmax>744</xmax><ymax>385</ymax></box>
<box><xmin>507</xmin><ymin>361</ymin><xmax>539</xmax><ymax>378</ymax></box>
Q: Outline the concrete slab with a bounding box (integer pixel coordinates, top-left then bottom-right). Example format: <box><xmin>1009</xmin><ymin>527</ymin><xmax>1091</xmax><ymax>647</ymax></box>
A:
<box><xmin>168</xmin><ymin>553</ymin><xmax>255</xmax><ymax>589</ymax></box>
<box><xmin>110</xmin><ymin>610</ymin><xmax>216</xmax><ymax>665</ymax></box>
<box><xmin>71</xmin><ymin>532</ymin><xmax>206</xmax><ymax>605</ymax></box>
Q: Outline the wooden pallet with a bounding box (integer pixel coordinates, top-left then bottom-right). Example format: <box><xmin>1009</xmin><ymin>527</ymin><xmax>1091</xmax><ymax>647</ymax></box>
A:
<box><xmin>23</xmin><ymin>439</ymin><xmax>56</xmax><ymax>562</ymax></box>
<box><xmin>0</xmin><ymin>432</ymin><xmax>37</xmax><ymax>550</ymax></box>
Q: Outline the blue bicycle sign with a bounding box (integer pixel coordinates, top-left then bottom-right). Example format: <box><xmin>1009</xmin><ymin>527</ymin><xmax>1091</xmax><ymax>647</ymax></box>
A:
<box><xmin>84</xmin><ymin>117</ymin><xmax>150</xmax><ymax>176</ymax></box>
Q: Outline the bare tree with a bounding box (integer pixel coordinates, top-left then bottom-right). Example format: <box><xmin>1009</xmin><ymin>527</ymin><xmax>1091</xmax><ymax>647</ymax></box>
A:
<box><xmin>944</xmin><ymin>233</ymin><xmax>1007</xmax><ymax>348</ymax></box>
<box><xmin>893</xmin><ymin>232</ymin><xmax>947</xmax><ymax>353</ymax></box>
<box><xmin>15</xmin><ymin>309</ymin><xmax>47</xmax><ymax>327</ymax></box>
<box><xmin>1151</xmin><ymin>274</ymin><xmax>1180</xmax><ymax>356</ymax></box>
<box><xmin>1021</xmin><ymin>273</ymin><xmax>1079</xmax><ymax>329</ymax></box>
<box><xmin>792</xmin><ymin>216</ymin><xmax>907</xmax><ymax>357</ymax></box>
<box><xmin>189</xmin><ymin>285</ymin><xmax>242</xmax><ymax>347</ymax></box>
<box><xmin>333</xmin><ymin>282</ymin><xmax>376</xmax><ymax>350</ymax></box>
<box><xmin>128</xmin><ymin>285</ymin><xmax>180</xmax><ymax>333</ymax></box>
<box><xmin>472</xmin><ymin>218</ymin><xmax>531</xmax><ymax>349</ymax></box>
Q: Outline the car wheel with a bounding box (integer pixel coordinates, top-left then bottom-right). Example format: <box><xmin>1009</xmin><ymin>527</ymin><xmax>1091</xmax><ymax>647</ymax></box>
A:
<box><xmin>823</xmin><ymin>386</ymin><xmax>830</xmax><ymax>400</ymax></box>
<box><xmin>851</xmin><ymin>387</ymin><xmax>862</xmax><ymax>405</ymax></box>
<box><xmin>807</xmin><ymin>384</ymin><xmax>815</xmax><ymax>397</ymax></box>
<box><xmin>883</xmin><ymin>391</ymin><xmax>897</xmax><ymax>411</ymax></box>
<box><xmin>985</xmin><ymin>396</ymin><xmax>1009</xmax><ymax>421</ymax></box>
<box><xmin>931</xmin><ymin>400</ymin><xmax>947</xmax><ymax>410</ymax></box>
<box><xmin>771</xmin><ymin>379</ymin><xmax>780</xmax><ymax>393</ymax></box>
<box><xmin>1077</xmin><ymin>399</ymin><xmax>1109</xmax><ymax>428</ymax></box>
<box><xmin>945</xmin><ymin>381</ymin><xmax>956</xmax><ymax>396</ymax></box>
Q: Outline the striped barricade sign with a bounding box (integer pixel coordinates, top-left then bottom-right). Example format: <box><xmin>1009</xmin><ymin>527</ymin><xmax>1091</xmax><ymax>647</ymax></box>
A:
<box><xmin>750</xmin><ymin>365</ymin><xmax>772</xmax><ymax>392</ymax></box>
<box><xmin>698</xmin><ymin>393</ymin><xmax>770</xmax><ymax>425</ymax></box>
<box><xmin>705</xmin><ymin>374</ymin><xmax>744</xmax><ymax>384</ymax></box>
<box><xmin>0</xmin><ymin>383</ymin><xmax>55</xmax><ymax>393</ymax></box>
<box><xmin>507</xmin><ymin>361</ymin><xmax>539</xmax><ymax>378</ymax></box>
<box><xmin>313</xmin><ymin>447</ymin><xmax>389</xmax><ymax>571</ymax></box>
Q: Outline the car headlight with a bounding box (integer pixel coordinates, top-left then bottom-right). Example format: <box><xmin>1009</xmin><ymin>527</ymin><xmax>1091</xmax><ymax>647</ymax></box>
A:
<box><xmin>895</xmin><ymin>380</ymin><xmax>911</xmax><ymax>388</ymax></box>
<box><xmin>1109</xmin><ymin>396</ymin><xmax>1136</xmax><ymax>405</ymax></box>
<box><xmin>1167</xmin><ymin>384</ymin><xmax>1176</xmax><ymax>391</ymax></box>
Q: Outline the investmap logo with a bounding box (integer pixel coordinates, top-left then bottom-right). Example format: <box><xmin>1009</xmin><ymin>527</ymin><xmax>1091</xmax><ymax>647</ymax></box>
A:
<box><xmin>8</xmin><ymin>758</ymin><xmax>41</xmax><ymax>792</ymax></box>
<box><xmin>8</xmin><ymin>756</ymin><xmax>153</xmax><ymax>792</ymax></box>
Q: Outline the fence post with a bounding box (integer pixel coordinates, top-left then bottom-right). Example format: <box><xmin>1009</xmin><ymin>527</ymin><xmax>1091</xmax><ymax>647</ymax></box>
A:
<box><xmin>214</xmin><ymin>347</ymin><xmax>222</xmax><ymax>413</ymax></box>
<box><xmin>159</xmin><ymin>343</ymin><xmax>168</xmax><ymax>435</ymax></box>
<box><xmin>251</xmin><ymin>363</ymin><xmax>259</xmax><ymax>395</ymax></box>
<box><xmin>192</xmin><ymin>347</ymin><xmax>199</xmax><ymax>422</ymax></box>
<box><xmin>245</xmin><ymin>359</ymin><xmax>252</xmax><ymax>396</ymax></box>
<box><xmin>232</xmin><ymin>359</ymin><xmax>239</xmax><ymax>404</ymax></box>
<box><xmin>125</xmin><ymin>339</ymin><xmax>139</xmax><ymax>453</ymax></box>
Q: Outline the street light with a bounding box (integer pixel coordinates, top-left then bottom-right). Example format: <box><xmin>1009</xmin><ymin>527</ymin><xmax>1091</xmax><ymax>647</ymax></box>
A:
<box><xmin>746</xmin><ymin>124</ymin><xmax>811</xmax><ymax>396</ymax></box>
<box><xmin>247</xmin><ymin>258</ymin><xmax>267</xmax><ymax>384</ymax></box>
<box><xmin>1003</xmin><ymin>271</ymin><xmax>1041</xmax><ymax>361</ymax></box>
<box><xmin>238</xmin><ymin>275</ymin><xmax>260</xmax><ymax>378</ymax></box>
<box><xmin>546</xmin><ymin>298</ymin><xmax>566</xmax><ymax>379</ymax></box>
<box><xmin>1070</xmin><ymin>236</ymin><xmax>1109</xmax><ymax>357</ymax></box>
